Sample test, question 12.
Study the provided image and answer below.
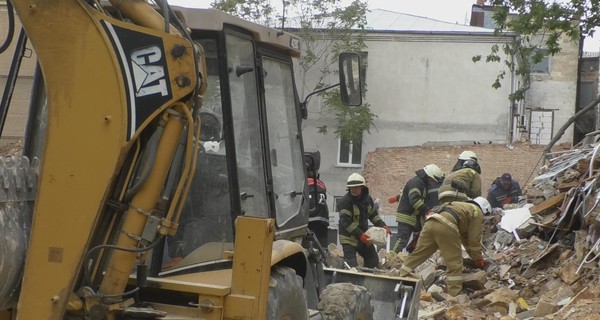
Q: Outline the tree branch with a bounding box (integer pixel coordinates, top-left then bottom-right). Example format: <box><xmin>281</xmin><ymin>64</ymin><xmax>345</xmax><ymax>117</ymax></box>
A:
<box><xmin>544</xmin><ymin>95</ymin><xmax>600</xmax><ymax>158</ymax></box>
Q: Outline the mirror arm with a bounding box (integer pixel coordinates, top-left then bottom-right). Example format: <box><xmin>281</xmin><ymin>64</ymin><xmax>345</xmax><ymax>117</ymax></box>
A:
<box><xmin>300</xmin><ymin>83</ymin><xmax>340</xmax><ymax>120</ymax></box>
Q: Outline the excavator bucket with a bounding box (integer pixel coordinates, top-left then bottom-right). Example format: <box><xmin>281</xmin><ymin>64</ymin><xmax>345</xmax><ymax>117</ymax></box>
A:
<box><xmin>323</xmin><ymin>267</ymin><xmax>422</xmax><ymax>320</ymax></box>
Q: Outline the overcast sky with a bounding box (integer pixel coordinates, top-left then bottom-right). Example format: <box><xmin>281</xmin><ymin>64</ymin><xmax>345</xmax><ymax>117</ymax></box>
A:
<box><xmin>169</xmin><ymin>0</ymin><xmax>476</xmax><ymax>23</ymax></box>
<box><xmin>169</xmin><ymin>0</ymin><xmax>599</xmax><ymax>51</ymax></box>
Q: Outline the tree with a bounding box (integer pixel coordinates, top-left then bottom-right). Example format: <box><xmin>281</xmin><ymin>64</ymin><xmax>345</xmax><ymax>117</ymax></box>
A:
<box><xmin>477</xmin><ymin>0</ymin><xmax>600</xmax><ymax>155</ymax></box>
<box><xmin>210</xmin><ymin>0</ymin><xmax>376</xmax><ymax>142</ymax></box>
<box><xmin>473</xmin><ymin>0</ymin><xmax>585</xmax><ymax>102</ymax></box>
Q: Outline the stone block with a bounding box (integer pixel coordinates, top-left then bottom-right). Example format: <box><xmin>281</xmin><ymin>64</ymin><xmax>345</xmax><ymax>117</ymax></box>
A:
<box><xmin>558</xmin><ymin>261</ymin><xmax>582</xmax><ymax>285</ymax></box>
<box><xmin>462</xmin><ymin>270</ymin><xmax>487</xmax><ymax>291</ymax></box>
<box><xmin>516</xmin><ymin>309</ymin><xmax>535</xmax><ymax>320</ymax></box>
<box><xmin>484</xmin><ymin>287</ymin><xmax>519</xmax><ymax>305</ymax></box>
<box><xmin>533</xmin><ymin>299</ymin><xmax>558</xmax><ymax>317</ymax></box>
<box><xmin>444</xmin><ymin>305</ymin><xmax>465</xmax><ymax>320</ymax></box>
<box><xmin>516</xmin><ymin>219</ymin><xmax>537</xmax><ymax>239</ymax></box>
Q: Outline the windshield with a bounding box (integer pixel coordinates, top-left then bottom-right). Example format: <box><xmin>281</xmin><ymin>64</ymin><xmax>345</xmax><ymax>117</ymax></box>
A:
<box><xmin>160</xmin><ymin>39</ymin><xmax>234</xmax><ymax>274</ymax></box>
<box><xmin>262</xmin><ymin>57</ymin><xmax>304</xmax><ymax>226</ymax></box>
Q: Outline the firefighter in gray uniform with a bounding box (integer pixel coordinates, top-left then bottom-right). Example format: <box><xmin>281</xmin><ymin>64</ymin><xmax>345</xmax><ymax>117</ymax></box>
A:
<box><xmin>337</xmin><ymin>173</ymin><xmax>391</xmax><ymax>268</ymax></box>
<box><xmin>388</xmin><ymin>164</ymin><xmax>444</xmax><ymax>253</ymax></box>
<box><xmin>399</xmin><ymin>197</ymin><xmax>491</xmax><ymax>296</ymax></box>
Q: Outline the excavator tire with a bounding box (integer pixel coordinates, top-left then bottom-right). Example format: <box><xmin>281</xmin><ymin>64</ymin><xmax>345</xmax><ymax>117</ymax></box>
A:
<box><xmin>267</xmin><ymin>266</ymin><xmax>308</xmax><ymax>320</ymax></box>
<box><xmin>317</xmin><ymin>283</ymin><xmax>373</xmax><ymax>320</ymax></box>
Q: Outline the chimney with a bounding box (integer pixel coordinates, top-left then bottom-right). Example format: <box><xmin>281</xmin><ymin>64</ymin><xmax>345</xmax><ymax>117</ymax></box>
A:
<box><xmin>470</xmin><ymin>1</ymin><xmax>485</xmax><ymax>27</ymax></box>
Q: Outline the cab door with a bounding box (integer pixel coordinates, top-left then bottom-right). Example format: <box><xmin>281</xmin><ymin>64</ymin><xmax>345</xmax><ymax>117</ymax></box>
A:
<box><xmin>225</xmin><ymin>32</ymin><xmax>270</xmax><ymax>218</ymax></box>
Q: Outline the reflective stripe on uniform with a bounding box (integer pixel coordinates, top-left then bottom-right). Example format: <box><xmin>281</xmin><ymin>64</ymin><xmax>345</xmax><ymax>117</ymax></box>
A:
<box><xmin>438</xmin><ymin>190</ymin><xmax>468</xmax><ymax>201</ymax></box>
<box><xmin>308</xmin><ymin>216</ymin><xmax>329</xmax><ymax>223</ymax></box>
<box><xmin>339</xmin><ymin>234</ymin><xmax>358</xmax><ymax>246</ymax></box>
<box><xmin>396</xmin><ymin>213</ymin><xmax>417</xmax><ymax>226</ymax></box>
<box><xmin>427</xmin><ymin>213</ymin><xmax>459</xmax><ymax>233</ymax></box>
<box><xmin>447</xmin><ymin>275</ymin><xmax>463</xmax><ymax>282</ymax></box>
<box><xmin>370</xmin><ymin>205</ymin><xmax>383</xmax><ymax>225</ymax></box>
<box><xmin>408</xmin><ymin>187</ymin><xmax>425</xmax><ymax>210</ymax></box>
<box><xmin>340</xmin><ymin>208</ymin><xmax>360</xmax><ymax>234</ymax></box>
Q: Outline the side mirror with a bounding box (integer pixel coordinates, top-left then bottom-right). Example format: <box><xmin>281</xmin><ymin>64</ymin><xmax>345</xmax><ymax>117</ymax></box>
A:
<box><xmin>339</xmin><ymin>52</ymin><xmax>362</xmax><ymax>106</ymax></box>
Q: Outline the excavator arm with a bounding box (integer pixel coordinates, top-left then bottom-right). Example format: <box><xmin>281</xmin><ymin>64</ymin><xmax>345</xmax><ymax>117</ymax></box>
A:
<box><xmin>2</xmin><ymin>0</ymin><xmax>205</xmax><ymax>318</ymax></box>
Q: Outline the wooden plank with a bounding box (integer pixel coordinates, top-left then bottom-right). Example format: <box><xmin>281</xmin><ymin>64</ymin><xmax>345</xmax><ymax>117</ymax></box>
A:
<box><xmin>557</xmin><ymin>181</ymin><xmax>579</xmax><ymax>193</ymax></box>
<box><xmin>529</xmin><ymin>193</ymin><xmax>566</xmax><ymax>215</ymax></box>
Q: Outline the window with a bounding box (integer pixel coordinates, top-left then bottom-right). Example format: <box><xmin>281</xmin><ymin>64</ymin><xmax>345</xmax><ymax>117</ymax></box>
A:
<box><xmin>337</xmin><ymin>134</ymin><xmax>362</xmax><ymax>166</ymax></box>
<box><xmin>530</xmin><ymin>49</ymin><xmax>550</xmax><ymax>74</ymax></box>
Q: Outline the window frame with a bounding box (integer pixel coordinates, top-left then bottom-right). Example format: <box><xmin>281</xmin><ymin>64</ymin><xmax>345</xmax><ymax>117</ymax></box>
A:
<box><xmin>336</xmin><ymin>135</ymin><xmax>362</xmax><ymax>167</ymax></box>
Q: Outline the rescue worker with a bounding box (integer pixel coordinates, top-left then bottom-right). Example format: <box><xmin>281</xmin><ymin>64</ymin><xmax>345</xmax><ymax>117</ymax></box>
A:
<box><xmin>438</xmin><ymin>151</ymin><xmax>482</xmax><ymax>204</ymax></box>
<box><xmin>487</xmin><ymin>173</ymin><xmax>522</xmax><ymax>209</ymax></box>
<box><xmin>399</xmin><ymin>197</ymin><xmax>491</xmax><ymax>296</ymax></box>
<box><xmin>337</xmin><ymin>173</ymin><xmax>391</xmax><ymax>268</ymax></box>
<box><xmin>406</xmin><ymin>170</ymin><xmax>445</xmax><ymax>253</ymax></box>
<box><xmin>305</xmin><ymin>151</ymin><xmax>330</xmax><ymax>248</ymax></box>
<box><xmin>388</xmin><ymin>164</ymin><xmax>445</xmax><ymax>253</ymax></box>
<box><xmin>451</xmin><ymin>150</ymin><xmax>478</xmax><ymax>172</ymax></box>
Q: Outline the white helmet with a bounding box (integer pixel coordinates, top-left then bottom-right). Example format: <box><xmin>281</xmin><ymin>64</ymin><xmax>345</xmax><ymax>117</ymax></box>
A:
<box><xmin>346</xmin><ymin>173</ymin><xmax>366</xmax><ymax>187</ymax></box>
<box><xmin>458</xmin><ymin>150</ymin><xmax>478</xmax><ymax>161</ymax></box>
<box><xmin>471</xmin><ymin>197</ymin><xmax>491</xmax><ymax>214</ymax></box>
<box><xmin>423</xmin><ymin>164</ymin><xmax>444</xmax><ymax>182</ymax></box>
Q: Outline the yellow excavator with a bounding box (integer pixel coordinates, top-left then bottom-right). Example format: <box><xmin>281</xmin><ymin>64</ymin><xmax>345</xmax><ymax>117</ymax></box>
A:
<box><xmin>0</xmin><ymin>0</ymin><xmax>421</xmax><ymax>319</ymax></box>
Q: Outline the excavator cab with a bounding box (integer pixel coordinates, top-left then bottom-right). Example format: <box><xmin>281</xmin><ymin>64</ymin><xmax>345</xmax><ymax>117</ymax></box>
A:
<box><xmin>152</xmin><ymin>8</ymin><xmax>310</xmax><ymax>275</ymax></box>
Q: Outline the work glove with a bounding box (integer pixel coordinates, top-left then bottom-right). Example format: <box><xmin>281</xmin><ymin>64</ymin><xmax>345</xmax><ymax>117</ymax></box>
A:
<box><xmin>406</xmin><ymin>232</ymin><xmax>420</xmax><ymax>253</ymax></box>
<box><xmin>383</xmin><ymin>225</ymin><xmax>392</xmax><ymax>235</ymax></box>
<box><xmin>359</xmin><ymin>233</ymin><xmax>372</xmax><ymax>245</ymax></box>
<box><xmin>388</xmin><ymin>196</ymin><xmax>398</xmax><ymax>204</ymax></box>
<box><xmin>474</xmin><ymin>258</ymin><xmax>486</xmax><ymax>269</ymax></box>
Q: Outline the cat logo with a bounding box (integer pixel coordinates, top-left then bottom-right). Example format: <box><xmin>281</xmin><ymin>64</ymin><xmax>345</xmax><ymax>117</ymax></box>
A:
<box><xmin>131</xmin><ymin>46</ymin><xmax>168</xmax><ymax>97</ymax></box>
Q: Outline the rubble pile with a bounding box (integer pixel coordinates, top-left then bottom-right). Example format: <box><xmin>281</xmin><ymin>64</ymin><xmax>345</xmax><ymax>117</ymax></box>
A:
<box><xmin>329</xmin><ymin>139</ymin><xmax>600</xmax><ymax>319</ymax></box>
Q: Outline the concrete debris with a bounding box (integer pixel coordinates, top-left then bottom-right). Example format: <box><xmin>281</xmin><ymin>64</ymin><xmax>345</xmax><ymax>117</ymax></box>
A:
<box><xmin>365</xmin><ymin>226</ymin><xmax>387</xmax><ymax>246</ymax></box>
<box><xmin>327</xmin><ymin>139</ymin><xmax>600</xmax><ymax>319</ymax></box>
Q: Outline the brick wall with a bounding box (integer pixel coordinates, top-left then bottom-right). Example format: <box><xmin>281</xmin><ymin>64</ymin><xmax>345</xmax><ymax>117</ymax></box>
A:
<box><xmin>363</xmin><ymin>142</ymin><xmax>552</xmax><ymax>215</ymax></box>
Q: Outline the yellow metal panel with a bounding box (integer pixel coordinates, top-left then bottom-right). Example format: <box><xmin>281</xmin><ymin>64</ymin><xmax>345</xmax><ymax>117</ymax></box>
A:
<box><xmin>142</xmin><ymin>276</ymin><xmax>230</xmax><ymax>296</ymax></box>
<box><xmin>166</xmin><ymin>269</ymin><xmax>232</xmax><ymax>288</ymax></box>
<box><xmin>225</xmin><ymin>217</ymin><xmax>275</xmax><ymax>319</ymax></box>
<box><xmin>13</xmin><ymin>0</ymin><xmax>130</xmax><ymax>318</ymax></box>
<box><xmin>223</xmin><ymin>294</ymin><xmax>256</xmax><ymax>320</ymax></box>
